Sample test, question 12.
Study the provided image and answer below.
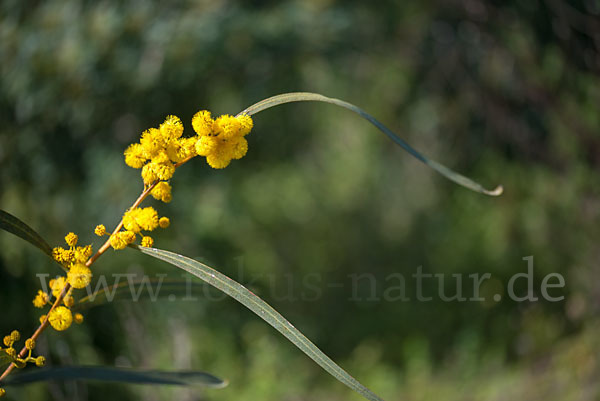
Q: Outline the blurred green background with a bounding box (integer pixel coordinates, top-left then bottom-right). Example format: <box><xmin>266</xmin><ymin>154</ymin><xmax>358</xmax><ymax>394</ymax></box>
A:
<box><xmin>1</xmin><ymin>0</ymin><xmax>599</xmax><ymax>400</ymax></box>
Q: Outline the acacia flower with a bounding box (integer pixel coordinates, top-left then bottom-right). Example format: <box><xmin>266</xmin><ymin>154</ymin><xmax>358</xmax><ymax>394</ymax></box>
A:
<box><xmin>150</xmin><ymin>181</ymin><xmax>172</xmax><ymax>203</ymax></box>
<box><xmin>109</xmin><ymin>231</ymin><xmax>136</xmax><ymax>250</ymax></box>
<box><xmin>123</xmin><ymin>207</ymin><xmax>159</xmax><ymax>233</ymax></box>
<box><xmin>67</xmin><ymin>263</ymin><xmax>92</xmax><ymax>289</ymax></box>
<box><xmin>64</xmin><ymin>232</ymin><xmax>78</xmax><ymax>247</ymax></box>
<box><xmin>141</xmin><ymin>236</ymin><xmax>154</xmax><ymax>247</ymax></box>
<box><xmin>192</xmin><ymin>112</ymin><xmax>252</xmax><ymax>169</ymax></box>
<box><xmin>94</xmin><ymin>224</ymin><xmax>106</xmax><ymax>236</ymax></box>
<box><xmin>159</xmin><ymin>217</ymin><xmax>170</xmax><ymax>228</ymax></box>
<box><xmin>49</xmin><ymin>277</ymin><xmax>68</xmax><ymax>298</ymax></box>
<box><xmin>48</xmin><ymin>306</ymin><xmax>73</xmax><ymax>331</ymax></box>
<box><xmin>25</xmin><ymin>339</ymin><xmax>35</xmax><ymax>350</ymax></box>
<box><xmin>32</xmin><ymin>290</ymin><xmax>49</xmax><ymax>308</ymax></box>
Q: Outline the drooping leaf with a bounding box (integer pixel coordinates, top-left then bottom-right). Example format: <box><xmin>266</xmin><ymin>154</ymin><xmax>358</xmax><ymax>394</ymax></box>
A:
<box><xmin>0</xmin><ymin>209</ymin><xmax>65</xmax><ymax>271</ymax></box>
<box><xmin>238</xmin><ymin>92</ymin><xmax>503</xmax><ymax>196</ymax></box>
<box><xmin>2</xmin><ymin>366</ymin><xmax>226</xmax><ymax>388</ymax></box>
<box><xmin>137</xmin><ymin>246</ymin><xmax>385</xmax><ymax>401</ymax></box>
<box><xmin>0</xmin><ymin>209</ymin><xmax>53</xmax><ymax>257</ymax></box>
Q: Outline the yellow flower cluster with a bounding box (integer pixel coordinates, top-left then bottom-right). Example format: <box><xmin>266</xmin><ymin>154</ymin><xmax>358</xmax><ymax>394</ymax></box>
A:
<box><xmin>33</xmin><ymin>233</ymin><xmax>92</xmax><ymax>332</ymax></box>
<box><xmin>0</xmin><ymin>329</ymin><xmax>45</xmax><ymax>387</ymax></box>
<box><xmin>125</xmin><ymin>111</ymin><xmax>253</xmax><ymax>176</ymax></box>
<box><xmin>50</xmin><ymin>233</ymin><xmax>93</xmax><ymax>290</ymax></box>
<box><xmin>192</xmin><ymin>111</ymin><xmax>253</xmax><ymax>169</ymax></box>
<box><xmin>124</xmin><ymin>115</ymin><xmax>196</xmax><ymax>186</ymax></box>
<box><xmin>117</xmin><ymin>112</ymin><xmax>252</xmax><ymax>251</ymax></box>
<box><xmin>98</xmin><ymin>206</ymin><xmax>168</xmax><ymax>250</ymax></box>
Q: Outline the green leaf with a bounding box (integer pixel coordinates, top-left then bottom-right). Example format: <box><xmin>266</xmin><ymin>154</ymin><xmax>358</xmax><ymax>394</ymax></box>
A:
<box><xmin>2</xmin><ymin>366</ymin><xmax>226</xmax><ymax>388</ymax></box>
<box><xmin>0</xmin><ymin>209</ymin><xmax>65</xmax><ymax>271</ymax></box>
<box><xmin>0</xmin><ymin>209</ymin><xmax>53</xmax><ymax>257</ymax></box>
<box><xmin>137</xmin><ymin>246</ymin><xmax>385</xmax><ymax>401</ymax></box>
<box><xmin>238</xmin><ymin>92</ymin><xmax>503</xmax><ymax>196</ymax></box>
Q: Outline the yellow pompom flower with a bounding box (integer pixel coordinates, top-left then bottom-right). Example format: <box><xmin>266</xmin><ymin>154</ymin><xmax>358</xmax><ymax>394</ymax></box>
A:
<box><xmin>0</xmin><ymin>387</ymin><xmax>5</xmax><ymax>397</ymax></box>
<box><xmin>152</xmin><ymin>149</ymin><xmax>170</xmax><ymax>164</ymax></box>
<box><xmin>151</xmin><ymin>181</ymin><xmax>172</xmax><ymax>203</ymax></box>
<box><xmin>52</xmin><ymin>247</ymin><xmax>74</xmax><ymax>264</ymax></box>
<box><xmin>109</xmin><ymin>233</ymin><xmax>126</xmax><ymax>249</ymax></box>
<box><xmin>180</xmin><ymin>137</ymin><xmax>198</xmax><ymax>158</ymax></box>
<box><xmin>74</xmin><ymin>313</ymin><xmax>84</xmax><ymax>324</ymax></box>
<box><xmin>122</xmin><ymin>230</ymin><xmax>136</xmax><ymax>244</ymax></box>
<box><xmin>10</xmin><ymin>330</ymin><xmax>20</xmax><ymax>342</ymax></box>
<box><xmin>48</xmin><ymin>306</ymin><xmax>73</xmax><ymax>331</ymax></box>
<box><xmin>39</xmin><ymin>315</ymin><xmax>47</xmax><ymax>325</ymax></box>
<box><xmin>51</xmin><ymin>247</ymin><xmax>64</xmax><ymax>263</ymax></box>
<box><xmin>159</xmin><ymin>217</ymin><xmax>170</xmax><ymax>229</ymax></box>
<box><xmin>153</xmin><ymin>161</ymin><xmax>176</xmax><ymax>181</ymax></box>
<box><xmin>25</xmin><ymin>338</ymin><xmax>35</xmax><ymax>350</ymax></box>
<box><xmin>3</xmin><ymin>335</ymin><xmax>12</xmax><ymax>347</ymax></box>
<box><xmin>32</xmin><ymin>290</ymin><xmax>49</xmax><ymax>308</ymax></box>
<box><xmin>67</xmin><ymin>263</ymin><xmax>92</xmax><ymax>289</ymax></box>
<box><xmin>124</xmin><ymin>143</ymin><xmax>147</xmax><ymax>169</ymax></box>
<box><xmin>206</xmin><ymin>152</ymin><xmax>232</xmax><ymax>169</ymax></box>
<box><xmin>195</xmin><ymin>135</ymin><xmax>218</xmax><ymax>156</ymax></box>
<box><xmin>35</xmin><ymin>356</ymin><xmax>46</xmax><ymax>367</ymax></box>
<box><xmin>63</xmin><ymin>295</ymin><xmax>75</xmax><ymax>307</ymax></box>
<box><xmin>165</xmin><ymin>140</ymin><xmax>184</xmax><ymax>163</ymax></box>
<box><xmin>137</xmin><ymin>207</ymin><xmax>159</xmax><ymax>231</ymax></box>
<box><xmin>94</xmin><ymin>224</ymin><xmax>106</xmax><ymax>236</ymax></box>
<box><xmin>160</xmin><ymin>115</ymin><xmax>184</xmax><ymax>140</ymax></box>
<box><xmin>141</xmin><ymin>162</ymin><xmax>159</xmax><ymax>184</ymax></box>
<box><xmin>123</xmin><ymin>208</ymin><xmax>142</xmax><ymax>233</ymax></box>
<box><xmin>165</xmin><ymin>137</ymin><xmax>196</xmax><ymax>163</ymax></box>
<box><xmin>237</xmin><ymin>114</ymin><xmax>253</xmax><ymax>136</ymax></box>
<box><xmin>49</xmin><ymin>277</ymin><xmax>68</xmax><ymax>298</ymax></box>
<box><xmin>213</xmin><ymin>114</ymin><xmax>242</xmax><ymax>139</ymax></box>
<box><xmin>141</xmin><ymin>160</ymin><xmax>175</xmax><ymax>184</ymax></box>
<box><xmin>229</xmin><ymin>136</ymin><xmax>249</xmax><ymax>160</ymax></box>
<box><xmin>123</xmin><ymin>207</ymin><xmax>158</xmax><ymax>233</ymax></box>
<box><xmin>192</xmin><ymin>110</ymin><xmax>213</xmax><ymax>137</ymax></box>
<box><xmin>74</xmin><ymin>245</ymin><xmax>93</xmax><ymax>263</ymax></box>
<box><xmin>140</xmin><ymin>128</ymin><xmax>163</xmax><ymax>158</ymax></box>
<box><xmin>109</xmin><ymin>231</ymin><xmax>136</xmax><ymax>250</ymax></box>
<box><xmin>65</xmin><ymin>232</ymin><xmax>78</xmax><ymax>247</ymax></box>
<box><xmin>193</xmin><ymin>113</ymin><xmax>253</xmax><ymax>169</ymax></box>
<box><xmin>141</xmin><ymin>236</ymin><xmax>154</xmax><ymax>247</ymax></box>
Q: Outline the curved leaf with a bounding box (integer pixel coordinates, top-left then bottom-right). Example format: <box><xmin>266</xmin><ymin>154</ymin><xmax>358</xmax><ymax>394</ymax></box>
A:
<box><xmin>0</xmin><ymin>209</ymin><xmax>53</xmax><ymax>257</ymax></box>
<box><xmin>137</xmin><ymin>246</ymin><xmax>385</xmax><ymax>401</ymax></box>
<box><xmin>3</xmin><ymin>366</ymin><xmax>226</xmax><ymax>388</ymax></box>
<box><xmin>238</xmin><ymin>92</ymin><xmax>503</xmax><ymax>196</ymax></box>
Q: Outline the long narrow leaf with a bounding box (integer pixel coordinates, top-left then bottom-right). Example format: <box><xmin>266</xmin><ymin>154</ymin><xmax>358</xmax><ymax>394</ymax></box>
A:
<box><xmin>0</xmin><ymin>209</ymin><xmax>65</xmax><ymax>272</ymax></box>
<box><xmin>238</xmin><ymin>92</ymin><xmax>503</xmax><ymax>196</ymax></box>
<box><xmin>0</xmin><ymin>209</ymin><xmax>53</xmax><ymax>257</ymax></box>
<box><xmin>3</xmin><ymin>366</ymin><xmax>226</xmax><ymax>388</ymax></box>
<box><xmin>137</xmin><ymin>246</ymin><xmax>385</xmax><ymax>401</ymax></box>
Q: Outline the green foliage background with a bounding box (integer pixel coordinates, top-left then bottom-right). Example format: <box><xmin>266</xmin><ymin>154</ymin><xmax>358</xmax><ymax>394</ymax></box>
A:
<box><xmin>1</xmin><ymin>0</ymin><xmax>599</xmax><ymax>400</ymax></box>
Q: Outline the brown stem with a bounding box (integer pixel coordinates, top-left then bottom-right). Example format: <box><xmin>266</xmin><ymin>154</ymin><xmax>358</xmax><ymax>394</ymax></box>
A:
<box><xmin>0</xmin><ymin>155</ymin><xmax>195</xmax><ymax>384</ymax></box>
<box><xmin>0</xmin><ymin>283</ymin><xmax>71</xmax><ymax>382</ymax></box>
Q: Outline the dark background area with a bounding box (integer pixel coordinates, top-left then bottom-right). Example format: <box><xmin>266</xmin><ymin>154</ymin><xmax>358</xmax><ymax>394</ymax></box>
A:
<box><xmin>1</xmin><ymin>0</ymin><xmax>599</xmax><ymax>400</ymax></box>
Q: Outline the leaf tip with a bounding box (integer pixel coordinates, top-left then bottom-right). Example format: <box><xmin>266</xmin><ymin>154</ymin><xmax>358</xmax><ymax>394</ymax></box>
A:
<box><xmin>485</xmin><ymin>185</ymin><xmax>504</xmax><ymax>196</ymax></box>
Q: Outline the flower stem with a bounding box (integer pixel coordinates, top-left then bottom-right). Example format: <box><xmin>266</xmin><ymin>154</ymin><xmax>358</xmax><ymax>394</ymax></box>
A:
<box><xmin>0</xmin><ymin>156</ymin><xmax>194</xmax><ymax>384</ymax></box>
